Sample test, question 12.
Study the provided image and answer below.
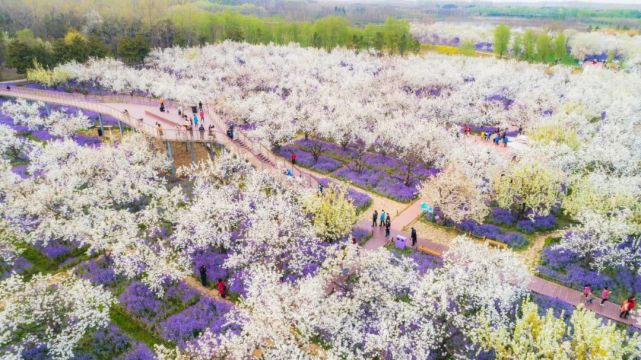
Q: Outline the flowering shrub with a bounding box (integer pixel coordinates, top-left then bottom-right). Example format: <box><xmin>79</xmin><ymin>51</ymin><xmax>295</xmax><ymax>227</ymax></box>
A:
<box><xmin>276</xmin><ymin>146</ymin><xmax>342</xmax><ymax>173</ymax></box>
<box><xmin>0</xmin><ymin>257</ymin><xmax>32</xmax><ymax>280</ymax></box>
<box><xmin>409</xmin><ymin>251</ymin><xmax>443</xmax><ymax>274</ymax></box>
<box><xmin>516</xmin><ymin>215</ymin><xmax>557</xmax><ymax>233</ymax></box>
<box><xmin>491</xmin><ymin>208</ymin><xmax>518</xmax><ymax>226</ymax></box>
<box><xmin>318</xmin><ymin>178</ymin><xmax>372</xmax><ymax>211</ymax></box>
<box><xmin>76</xmin><ymin>324</ymin><xmax>134</xmax><ymax>359</ymax></box>
<box><xmin>122</xmin><ymin>343</ymin><xmax>156</xmax><ymax>360</ymax></box>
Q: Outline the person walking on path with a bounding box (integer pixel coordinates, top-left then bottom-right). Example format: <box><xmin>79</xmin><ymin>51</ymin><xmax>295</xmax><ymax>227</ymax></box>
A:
<box><xmin>291</xmin><ymin>152</ymin><xmax>297</xmax><ymax>165</ymax></box>
<box><xmin>200</xmin><ymin>110</ymin><xmax>205</xmax><ymax>124</ymax></box>
<box><xmin>411</xmin><ymin>227</ymin><xmax>417</xmax><ymax>247</ymax></box>
<box><xmin>600</xmin><ymin>287</ymin><xmax>610</xmax><ymax>306</ymax></box>
<box><xmin>372</xmin><ymin>210</ymin><xmax>378</xmax><ymax>227</ymax></box>
<box><xmin>620</xmin><ymin>296</ymin><xmax>635</xmax><ymax>319</ymax></box>
<box><xmin>380</xmin><ymin>210</ymin><xmax>386</xmax><ymax>228</ymax></box>
<box><xmin>583</xmin><ymin>284</ymin><xmax>593</xmax><ymax>305</ymax></box>
<box><xmin>199</xmin><ymin>265</ymin><xmax>207</xmax><ymax>287</ymax></box>
<box><xmin>385</xmin><ymin>216</ymin><xmax>391</xmax><ymax>238</ymax></box>
<box><xmin>217</xmin><ymin>278</ymin><xmax>226</xmax><ymax>298</ymax></box>
<box><xmin>198</xmin><ymin>101</ymin><xmax>203</xmax><ymax>111</ymax></box>
<box><xmin>502</xmin><ymin>135</ymin><xmax>509</xmax><ymax>147</ymax></box>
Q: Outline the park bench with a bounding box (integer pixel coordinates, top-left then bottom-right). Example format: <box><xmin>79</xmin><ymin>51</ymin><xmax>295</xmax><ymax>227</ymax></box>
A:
<box><xmin>417</xmin><ymin>245</ymin><xmax>442</xmax><ymax>257</ymax></box>
<box><xmin>484</xmin><ymin>238</ymin><xmax>508</xmax><ymax>249</ymax></box>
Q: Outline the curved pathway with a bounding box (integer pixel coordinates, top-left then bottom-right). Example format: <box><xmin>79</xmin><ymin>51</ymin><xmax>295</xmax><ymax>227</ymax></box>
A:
<box><xmin>3</xmin><ymin>86</ymin><xmax>637</xmax><ymax>328</ymax></box>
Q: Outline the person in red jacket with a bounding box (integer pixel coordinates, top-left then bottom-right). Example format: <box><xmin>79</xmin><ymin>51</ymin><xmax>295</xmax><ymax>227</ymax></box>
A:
<box><xmin>217</xmin><ymin>278</ymin><xmax>226</xmax><ymax>298</ymax></box>
<box><xmin>620</xmin><ymin>296</ymin><xmax>635</xmax><ymax>319</ymax></box>
<box><xmin>600</xmin><ymin>287</ymin><xmax>610</xmax><ymax>307</ymax></box>
<box><xmin>291</xmin><ymin>152</ymin><xmax>297</xmax><ymax>165</ymax></box>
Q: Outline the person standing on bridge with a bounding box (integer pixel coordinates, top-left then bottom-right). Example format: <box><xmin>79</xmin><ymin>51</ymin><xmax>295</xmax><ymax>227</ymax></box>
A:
<box><xmin>199</xmin><ymin>109</ymin><xmax>205</xmax><ymax>124</ymax></box>
<box><xmin>198</xmin><ymin>101</ymin><xmax>203</xmax><ymax>111</ymax></box>
<box><xmin>193</xmin><ymin>113</ymin><xmax>199</xmax><ymax>128</ymax></box>
<box><xmin>411</xmin><ymin>227</ymin><xmax>417</xmax><ymax>247</ymax></box>
<box><xmin>372</xmin><ymin>210</ymin><xmax>378</xmax><ymax>227</ymax></box>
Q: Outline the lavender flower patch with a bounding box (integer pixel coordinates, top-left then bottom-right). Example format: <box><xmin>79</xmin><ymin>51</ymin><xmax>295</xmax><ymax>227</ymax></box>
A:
<box><xmin>192</xmin><ymin>251</ymin><xmax>229</xmax><ymax>283</ymax></box>
<box><xmin>456</xmin><ymin>219</ymin><xmax>528</xmax><ymax>248</ymax></box>
<box><xmin>37</xmin><ymin>241</ymin><xmax>74</xmax><ymax>260</ymax></box>
<box><xmin>491</xmin><ymin>208</ymin><xmax>518</xmax><ymax>226</ymax></box>
<box><xmin>516</xmin><ymin>215</ymin><xmax>557</xmax><ymax>233</ymax></box>
<box><xmin>541</xmin><ymin>247</ymin><xmax>580</xmax><ymax>271</ymax></box>
<box><xmin>361</xmin><ymin>152</ymin><xmax>403</xmax><ymax>171</ymax></box>
<box><xmin>74</xmin><ymin>257</ymin><xmax>122</xmax><ymax>288</ymax></box>
<box><xmin>276</xmin><ymin>146</ymin><xmax>342</xmax><ymax>173</ymax></box>
<box><xmin>159</xmin><ymin>297</ymin><xmax>235</xmax><ymax>348</ymax></box>
<box><xmin>334</xmin><ymin>166</ymin><xmax>384</xmax><ymax>190</ymax></box>
<box><xmin>122</xmin><ymin>343</ymin><xmax>156</xmax><ymax>360</ymax></box>
<box><xmin>30</xmin><ymin>130</ymin><xmax>54</xmax><ymax>141</ymax></box>
<box><xmin>119</xmin><ymin>281</ymin><xmax>200</xmax><ymax>329</ymax></box>
<box><xmin>373</xmin><ymin>176</ymin><xmax>420</xmax><ymax>202</ymax></box>
<box><xmin>0</xmin><ymin>114</ymin><xmax>30</xmax><ymax>132</ymax></box>
<box><xmin>409</xmin><ymin>251</ymin><xmax>442</xmax><ymax>274</ymax></box>
<box><xmin>228</xmin><ymin>271</ymin><xmax>248</xmax><ymax>299</ymax></box>
<box><xmin>0</xmin><ymin>256</ymin><xmax>32</xmax><ymax>280</ymax></box>
<box><xmin>294</xmin><ymin>138</ymin><xmax>358</xmax><ymax>159</ymax></box>
<box><xmin>11</xmin><ymin>165</ymin><xmax>29</xmax><ymax>179</ymax></box>
<box><xmin>74</xmin><ymin>324</ymin><xmax>134</xmax><ymax>359</ymax></box>
<box><xmin>72</xmin><ymin>134</ymin><xmax>102</xmax><ymax>147</ymax></box>
<box><xmin>351</xmin><ymin>227</ymin><xmax>371</xmax><ymax>244</ymax></box>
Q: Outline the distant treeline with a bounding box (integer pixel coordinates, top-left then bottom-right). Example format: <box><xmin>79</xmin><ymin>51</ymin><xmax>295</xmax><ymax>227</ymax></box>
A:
<box><xmin>0</xmin><ymin>1</ymin><xmax>419</xmax><ymax>76</ymax></box>
<box><xmin>475</xmin><ymin>6</ymin><xmax>641</xmax><ymax>20</ymax></box>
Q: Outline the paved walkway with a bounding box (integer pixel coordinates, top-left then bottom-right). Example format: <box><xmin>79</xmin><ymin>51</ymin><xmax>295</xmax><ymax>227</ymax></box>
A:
<box><xmin>358</xmin><ymin>198</ymin><xmax>640</xmax><ymax>328</ymax></box>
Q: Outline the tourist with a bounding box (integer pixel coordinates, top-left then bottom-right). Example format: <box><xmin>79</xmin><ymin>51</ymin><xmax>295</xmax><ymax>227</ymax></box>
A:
<box><xmin>385</xmin><ymin>216</ymin><xmax>391</xmax><ymax>238</ymax></box>
<box><xmin>493</xmin><ymin>134</ymin><xmax>500</xmax><ymax>145</ymax></box>
<box><xmin>411</xmin><ymin>227</ymin><xmax>417</xmax><ymax>247</ymax></box>
<box><xmin>199</xmin><ymin>265</ymin><xmax>207</xmax><ymax>287</ymax></box>
<box><xmin>285</xmin><ymin>168</ymin><xmax>293</xmax><ymax>177</ymax></box>
<box><xmin>372</xmin><ymin>210</ymin><xmax>378</xmax><ymax>227</ymax></box>
<box><xmin>160</xmin><ymin>98</ymin><xmax>165</xmax><ymax>112</ymax></box>
<box><xmin>583</xmin><ymin>284</ymin><xmax>593</xmax><ymax>305</ymax></box>
<box><xmin>199</xmin><ymin>124</ymin><xmax>205</xmax><ymax>139</ymax></box>
<box><xmin>97</xmin><ymin>127</ymin><xmax>103</xmax><ymax>137</ymax></box>
<box><xmin>217</xmin><ymin>278</ymin><xmax>226</xmax><ymax>298</ymax></box>
<box><xmin>200</xmin><ymin>110</ymin><xmax>205</xmax><ymax>123</ymax></box>
<box><xmin>480</xmin><ymin>131</ymin><xmax>485</xmax><ymax>140</ymax></box>
<box><xmin>208</xmin><ymin>124</ymin><xmax>215</xmax><ymax>138</ymax></box>
<box><xmin>380</xmin><ymin>210</ymin><xmax>386</xmax><ymax>228</ymax></box>
<box><xmin>5</xmin><ymin>85</ymin><xmax>10</xmax><ymax>91</ymax></box>
<box><xmin>600</xmin><ymin>287</ymin><xmax>610</xmax><ymax>306</ymax></box>
<box><xmin>178</xmin><ymin>105</ymin><xmax>183</xmax><ymax>116</ymax></box>
<box><xmin>156</xmin><ymin>122</ymin><xmax>163</xmax><ymax>136</ymax></box>
<box><xmin>620</xmin><ymin>296</ymin><xmax>635</xmax><ymax>319</ymax></box>
<box><xmin>319</xmin><ymin>183</ymin><xmax>324</xmax><ymax>194</ymax></box>
<box><xmin>193</xmin><ymin>113</ymin><xmax>199</xmax><ymax>127</ymax></box>
<box><xmin>502</xmin><ymin>135</ymin><xmax>508</xmax><ymax>147</ymax></box>
<box><xmin>198</xmin><ymin>101</ymin><xmax>203</xmax><ymax>111</ymax></box>
<box><xmin>291</xmin><ymin>152</ymin><xmax>297</xmax><ymax>165</ymax></box>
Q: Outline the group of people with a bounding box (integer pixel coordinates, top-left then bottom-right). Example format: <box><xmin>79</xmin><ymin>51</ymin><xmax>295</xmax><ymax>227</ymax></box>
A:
<box><xmin>462</xmin><ymin>125</ymin><xmax>512</xmax><ymax>147</ymax></box>
<box><xmin>371</xmin><ymin>210</ymin><xmax>418</xmax><ymax>246</ymax></box>
<box><xmin>583</xmin><ymin>284</ymin><xmax>636</xmax><ymax>319</ymax></box>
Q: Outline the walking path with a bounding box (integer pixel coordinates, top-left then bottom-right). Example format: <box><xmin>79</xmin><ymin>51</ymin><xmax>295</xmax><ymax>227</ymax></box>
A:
<box><xmin>358</xmin><ymin>197</ymin><xmax>640</xmax><ymax>328</ymax></box>
<box><xmin>4</xmin><ymin>87</ymin><xmax>636</xmax><ymax>328</ymax></box>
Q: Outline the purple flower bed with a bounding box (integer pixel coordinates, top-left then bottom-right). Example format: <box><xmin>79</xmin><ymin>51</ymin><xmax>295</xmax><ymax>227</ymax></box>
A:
<box><xmin>30</xmin><ymin>130</ymin><xmax>54</xmax><ymax>141</ymax></box>
<box><xmin>361</xmin><ymin>152</ymin><xmax>403</xmax><ymax>170</ymax></box>
<box><xmin>159</xmin><ymin>297</ymin><xmax>235</xmax><ymax>348</ymax></box>
<box><xmin>373</xmin><ymin>176</ymin><xmax>419</xmax><ymax>202</ymax></box>
<box><xmin>516</xmin><ymin>215</ymin><xmax>557</xmax><ymax>233</ymax></box>
<box><xmin>351</xmin><ymin>226</ymin><xmax>371</xmax><ymax>244</ymax></box>
<box><xmin>456</xmin><ymin>219</ymin><xmax>528</xmax><ymax>248</ymax></box>
<box><xmin>491</xmin><ymin>208</ymin><xmax>518</xmax><ymax>226</ymax></box>
<box><xmin>192</xmin><ymin>251</ymin><xmax>229</xmax><ymax>283</ymax></box>
<box><xmin>72</xmin><ymin>134</ymin><xmax>102</xmax><ymax>147</ymax></box>
<box><xmin>37</xmin><ymin>241</ymin><xmax>75</xmax><ymax>260</ymax></box>
<box><xmin>531</xmin><ymin>293</ymin><xmax>574</xmax><ymax>321</ymax></box>
<box><xmin>228</xmin><ymin>271</ymin><xmax>248</xmax><ymax>299</ymax></box>
<box><xmin>276</xmin><ymin>146</ymin><xmax>342</xmax><ymax>173</ymax></box>
<box><xmin>11</xmin><ymin>165</ymin><xmax>29</xmax><ymax>179</ymax></box>
<box><xmin>119</xmin><ymin>281</ymin><xmax>200</xmax><ymax>329</ymax></box>
<box><xmin>294</xmin><ymin>138</ymin><xmax>359</xmax><ymax>159</ymax></box>
<box><xmin>0</xmin><ymin>113</ymin><xmax>30</xmax><ymax>132</ymax></box>
<box><xmin>76</xmin><ymin>324</ymin><xmax>134</xmax><ymax>359</ymax></box>
<box><xmin>318</xmin><ymin>178</ymin><xmax>372</xmax><ymax>210</ymax></box>
<box><xmin>334</xmin><ymin>166</ymin><xmax>384</xmax><ymax>189</ymax></box>
<box><xmin>0</xmin><ymin>256</ymin><xmax>32</xmax><ymax>280</ymax></box>
<box><xmin>409</xmin><ymin>251</ymin><xmax>442</xmax><ymax>274</ymax></box>
<box><xmin>122</xmin><ymin>343</ymin><xmax>156</xmax><ymax>360</ymax></box>
<box><xmin>74</xmin><ymin>257</ymin><xmax>122</xmax><ymax>287</ymax></box>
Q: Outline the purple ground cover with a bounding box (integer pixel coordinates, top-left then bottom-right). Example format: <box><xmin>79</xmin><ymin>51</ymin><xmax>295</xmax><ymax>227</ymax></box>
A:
<box><xmin>30</xmin><ymin>130</ymin><xmax>54</xmax><ymax>141</ymax></box>
<box><xmin>276</xmin><ymin>146</ymin><xmax>343</xmax><ymax>173</ymax></box>
<box><xmin>119</xmin><ymin>281</ymin><xmax>200</xmax><ymax>330</ymax></box>
<box><xmin>0</xmin><ymin>256</ymin><xmax>32</xmax><ymax>280</ymax></box>
<box><xmin>10</xmin><ymin>165</ymin><xmax>29</xmax><ymax>179</ymax></box>
<box><xmin>192</xmin><ymin>251</ymin><xmax>229</xmax><ymax>284</ymax></box>
<box><xmin>72</xmin><ymin>134</ymin><xmax>102</xmax><ymax>147</ymax></box>
<box><xmin>351</xmin><ymin>227</ymin><xmax>371</xmax><ymax>244</ymax></box>
<box><xmin>122</xmin><ymin>343</ymin><xmax>156</xmax><ymax>360</ymax></box>
<box><xmin>75</xmin><ymin>324</ymin><xmax>134</xmax><ymax>359</ymax></box>
<box><xmin>531</xmin><ymin>293</ymin><xmax>574</xmax><ymax>321</ymax></box>
<box><xmin>74</xmin><ymin>257</ymin><xmax>122</xmax><ymax>288</ymax></box>
<box><xmin>0</xmin><ymin>113</ymin><xmax>30</xmax><ymax>132</ymax></box>
<box><xmin>456</xmin><ymin>219</ymin><xmax>528</xmax><ymax>248</ymax></box>
<box><xmin>228</xmin><ymin>271</ymin><xmax>248</xmax><ymax>299</ymax></box>
<box><xmin>490</xmin><ymin>208</ymin><xmax>558</xmax><ymax>233</ymax></box>
<box><xmin>373</xmin><ymin>176</ymin><xmax>419</xmax><ymax>202</ymax></box>
<box><xmin>159</xmin><ymin>297</ymin><xmax>236</xmax><ymax>348</ymax></box>
<box><xmin>37</xmin><ymin>241</ymin><xmax>75</xmax><ymax>260</ymax></box>
<box><xmin>334</xmin><ymin>166</ymin><xmax>385</xmax><ymax>189</ymax></box>
<box><xmin>409</xmin><ymin>251</ymin><xmax>442</xmax><ymax>274</ymax></box>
